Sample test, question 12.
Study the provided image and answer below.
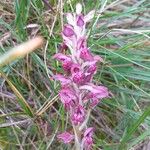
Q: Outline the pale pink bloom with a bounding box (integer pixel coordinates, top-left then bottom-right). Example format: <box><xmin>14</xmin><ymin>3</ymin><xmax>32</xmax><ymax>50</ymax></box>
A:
<box><xmin>82</xmin><ymin>127</ymin><xmax>94</xmax><ymax>150</ymax></box>
<box><xmin>84</xmin><ymin>73</ymin><xmax>93</xmax><ymax>83</ymax></box>
<box><xmin>62</xmin><ymin>61</ymin><xmax>73</xmax><ymax>72</ymax></box>
<box><xmin>71</xmin><ymin>105</ymin><xmax>85</xmax><ymax>125</ymax></box>
<box><xmin>57</xmin><ymin>132</ymin><xmax>74</xmax><ymax>144</ymax></box>
<box><xmin>71</xmin><ymin>64</ymin><xmax>87</xmax><ymax>84</ymax></box>
<box><xmin>93</xmin><ymin>55</ymin><xmax>104</xmax><ymax>62</ymax></box>
<box><xmin>90</xmin><ymin>97</ymin><xmax>100</xmax><ymax>107</ymax></box>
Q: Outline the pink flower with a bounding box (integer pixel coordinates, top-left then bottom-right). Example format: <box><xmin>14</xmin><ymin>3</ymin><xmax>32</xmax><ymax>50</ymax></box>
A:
<box><xmin>52</xmin><ymin>3</ymin><xmax>110</xmax><ymax>149</ymax></box>
<box><xmin>57</xmin><ymin>132</ymin><xmax>74</xmax><ymax>143</ymax></box>
<box><xmin>71</xmin><ymin>63</ymin><xmax>81</xmax><ymax>74</ymax></box>
<box><xmin>59</xmin><ymin>88</ymin><xmax>77</xmax><ymax>109</ymax></box>
<box><xmin>77</xmin><ymin>38</ymin><xmax>87</xmax><ymax>50</ymax></box>
<box><xmin>53</xmin><ymin>53</ymin><xmax>71</xmax><ymax>62</ymax></box>
<box><xmin>84</xmin><ymin>10</ymin><xmax>95</xmax><ymax>23</ymax></box>
<box><xmin>63</xmin><ymin>25</ymin><xmax>75</xmax><ymax>37</ymax></box>
<box><xmin>80</xmin><ymin>84</ymin><xmax>109</xmax><ymax>99</ymax></box>
<box><xmin>80</xmin><ymin>84</ymin><xmax>109</xmax><ymax>107</ymax></box>
<box><xmin>72</xmin><ymin>71</ymin><xmax>85</xmax><ymax>84</ymax></box>
<box><xmin>90</xmin><ymin>97</ymin><xmax>100</xmax><ymax>107</ymax></box>
<box><xmin>71</xmin><ymin>105</ymin><xmax>85</xmax><ymax>125</ymax></box>
<box><xmin>77</xmin><ymin>15</ymin><xmax>84</xmax><ymax>27</ymax></box>
<box><xmin>82</xmin><ymin>127</ymin><xmax>94</xmax><ymax>150</ymax></box>
<box><xmin>86</xmin><ymin>63</ymin><xmax>97</xmax><ymax>74</ymax></box>
<box><xmin>53</xmin><ymin>53</ymin><xmax>73</xmax><ymax>71</ymax></box>
<box><xmin>59</xmin><ymin>43</ymin><xmax>68</xmax><ymax>52</ymax></box>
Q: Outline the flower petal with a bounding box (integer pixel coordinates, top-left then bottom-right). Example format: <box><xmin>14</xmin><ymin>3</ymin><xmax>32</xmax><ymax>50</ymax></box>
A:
<box><xmin>76</xmin><ymin>3</ymin><xmax>82</xmax><ymax>15</ymax></box>
<box><xmin>71</xmin><ymin>63</ymin><xmax>81</xmax><ymax>74</ymax></box>
<box><xmin>80</xmin><ymin>48</ymin><xmax>93</xmax><ymax>61</ymax></box>
<box><xmin>84</xmin><ymin>127</ymin><xmax>94</xmax><ymax>137</ymax></box>
<box><xmin>84</xmin><ymin>10</ymin><xmax>95</xmax><ymax>22</ymax></box>
<box><xmin>71</xmin><ymin>105</ymin><xmax>85</xmax><ymax>125</ymax></box>
<box><xmin>72</xmin><ymin>72</ymin><xmax>85</xmax><ymax>84</ymax></box>
<box><xmin>77</xmin><ymin>38</ymin><xmax>87</xmax><ymax>50</ymax></box>
<box><xmin>53</xmin><ymin>53</ymin><xmax>71</xmax><ymax>62</ymax></box>
<box><xmin>80</xmin><ymin>84</ymin><xmax>109</xmax><ymax>99</ymax></box>
<box><xmin>57</xmin><ymin>132</ymin><xmax>74</xmax><ymax>143</ymax></box>
<box><xmin>63</xmin><ymin>25</ymin><xmax>75</xmax><ymax>37</ymax></box>
<box><xmin>66</xmin><ymin>13</ymin><xmax>75</xmax><ymax>26</ymax></box>
<box><xmin>54</xmin><ymin>74</ymin><xmax>71</xmax><ymax>85</ymax></box>
<box><xmin>77</xmin><ymin>15</ymin><xmax>84</xmax><ymax>27</ymax></box>
<box><xmin>82</xmin><ymin>127</ymin><xmax>94</xmax><ymax>150</ymax></box>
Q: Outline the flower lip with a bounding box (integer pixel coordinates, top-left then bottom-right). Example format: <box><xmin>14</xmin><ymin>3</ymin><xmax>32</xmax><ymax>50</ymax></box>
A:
<box><xmin>57</xmin><ymin>132</ymin><xmax>74</xmax><ymax>143</ymax></box>
<box><xmin>71</xmin><ymin>105</ymin><xmax>85</xmax><ymax>125</ymax></box>
<box><xmin>77</xmin><ymin>38</ymin><xmax>87</xmax><ymax>50</ymax></box>
<box><xmin>76</xmin><ymin>3</ymin><xmax>82</xmax><ymax>15</ymax></box>
<box><xmin>53</xmin><ymin>53</ymin><xmax>73</xmax><ymax>72</ymax></box>
<box><xmin>63</xmin><ymin>25</ymin><xmax>75</xmax><ymax>37</ymax></box>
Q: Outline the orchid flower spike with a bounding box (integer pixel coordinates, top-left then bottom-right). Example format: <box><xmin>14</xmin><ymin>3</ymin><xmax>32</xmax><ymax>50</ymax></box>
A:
<box><xmin>53</xmin><ymin>3</ymin><xmax>110</xmax><ymax>150</ymax></box>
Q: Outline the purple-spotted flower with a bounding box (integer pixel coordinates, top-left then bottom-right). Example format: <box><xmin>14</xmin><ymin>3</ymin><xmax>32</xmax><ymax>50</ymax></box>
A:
<box><xmin>80</xmin><ymin>84</ymin><xmax>109</xmax><ymax>99</ymax></box>
<box><xmin>71</xmin><ymin>105</ymin><xmax>85</xmax><ymax>125</ymax></box>
<box><xmin>53</xmin><ymin>3</ymin><xmax>110</xmax><ymax>149</ymax></box>
<box><xmin>57</xmin><ymin>132</ymin><xmax>74</xmax><ymax>144</ymax></box>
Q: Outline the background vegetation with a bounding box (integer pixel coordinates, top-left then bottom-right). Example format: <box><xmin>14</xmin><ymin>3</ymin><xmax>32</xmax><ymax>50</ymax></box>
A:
<box><xmin>0</xmin><ymin>0</ymin><xmax>150</xmax><ymax>149</ymax></box>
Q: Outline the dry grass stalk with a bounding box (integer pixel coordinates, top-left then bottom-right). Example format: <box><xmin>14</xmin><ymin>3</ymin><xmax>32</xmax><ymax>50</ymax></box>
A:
<box><xmin>0</xmin><ymin>36</ymin><xmax>44</xmax><ymax>67</ymax></box>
